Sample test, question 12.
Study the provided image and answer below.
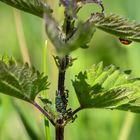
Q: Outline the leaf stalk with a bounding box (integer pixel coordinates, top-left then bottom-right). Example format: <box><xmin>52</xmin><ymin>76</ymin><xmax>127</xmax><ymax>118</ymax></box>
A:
<box><xmin>32</xmin><ymin>101</ymin><xmax>56</xmax><ymax>126</ymax></box>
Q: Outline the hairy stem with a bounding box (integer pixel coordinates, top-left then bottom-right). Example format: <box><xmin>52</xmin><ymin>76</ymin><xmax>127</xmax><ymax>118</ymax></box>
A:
<box><xmin>32</xmin><ymin>101</ymin><xmax>55</xmax><ymax>126</ymax></box>
<box><xmin>55</xmin><ymin>56</ymin><xmax>68</xmax><ymax>140</ymax></box>
<box><xmin>58</xmin><ymin>64</ymin><xmax>67</xmax><ymax>111</ymax></box>
<box><xmin>55</xmin><ymin>6</ymin><xmax>74</xmax><ymax>139</ymax></box>
<box><xmin>58</xmin><ymin>71</ymin><xmax>65</xmax><ymax>101</ymax></box>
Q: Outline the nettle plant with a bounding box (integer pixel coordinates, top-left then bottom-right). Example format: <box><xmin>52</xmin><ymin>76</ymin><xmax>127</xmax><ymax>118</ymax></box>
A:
<box><xmin>1</xmin><ymin>0</ymin><xmax>140</xmax><ymax>140</ymax></box>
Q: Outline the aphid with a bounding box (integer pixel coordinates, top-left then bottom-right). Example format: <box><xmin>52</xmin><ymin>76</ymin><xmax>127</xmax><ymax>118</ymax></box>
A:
<box><xmin>119</xmin><ymin>38</ymin><xmax>132</xmax><ymax>45</ymax></box>
<box><xmin>55</xmin><ymin>90</ymin><xmax>65</xmax><ymax>114</ymax></box>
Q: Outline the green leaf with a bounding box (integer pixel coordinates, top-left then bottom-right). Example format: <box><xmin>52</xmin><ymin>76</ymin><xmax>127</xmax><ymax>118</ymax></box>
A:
<box><xmin>90</xmin><ymin>13</ymin><xmax>140</xmax><ymax>42</ymax></box>
<box><xmin>44</xmin><ymin>12</ymin><xmax>96</xmax><ymax>54</ymax></box>
<box><xmin>44</xmin><ymin>12</ymin><xmax>66</xmax><ymax>52</ymax></box>
<box><xmin>0</xmin><ymin>0</ymin><xmax>52</xmax><ymax>18</ymax></box>
<box><xmin>65</xmin><ymin>21</ymin><xmax>96</xmax><ymax>53</ymax></box>
<box><xmin>0</xmin><ymin>58</ymin><xmax>50</xmax><ymax>102</ymax></box>
<box><xmin>72</xmin><ymin>62</ymin><xmax>140</xmax><ymax>113</ymax></box>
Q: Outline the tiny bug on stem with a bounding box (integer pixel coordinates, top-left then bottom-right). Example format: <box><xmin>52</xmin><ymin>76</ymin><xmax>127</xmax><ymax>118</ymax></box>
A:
<box><xmin>119</xmin><ymin>38</ymin><xmax>132</xmax><ymax>45</ymax></box>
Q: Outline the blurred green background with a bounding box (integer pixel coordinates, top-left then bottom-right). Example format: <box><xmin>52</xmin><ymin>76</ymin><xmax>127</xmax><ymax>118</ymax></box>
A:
<box><xmin>0</xmin><ymin>0</ymin><xmax>140</xmax><ymax>140</ymax></box>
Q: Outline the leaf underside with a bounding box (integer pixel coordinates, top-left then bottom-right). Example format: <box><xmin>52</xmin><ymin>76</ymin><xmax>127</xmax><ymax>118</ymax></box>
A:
<box><xmin>0</xmin><ymin>57</ymin><xmax>50</xmax><ymax>102</ymax></box>
<box><xmin>91</xmin><ymin>13</ymin><xmax>140</xmax><ymax>42</ymax></box>
<box><xmin>72</xmin><ymin>62</ymin><xmax>140</xmax><ymax>113</ymax></box>
<box><xmin>1</xmin><ymin>1</ymin><xmax>140</xmax><ymax>53</ymax></box>
<box><xmin>1</xmin><ymin>1</ymin><xmax>140</xmax><ymax>43</ymax></box>
<box><xmin>45</xmin><ymin>12</ymin><xmax>140</xmax><ymax>54</ymax></box>
<box><xmin>0</xmin><ymin>0</ymin><xmax>52</xmax><ymax>18</ymax></box>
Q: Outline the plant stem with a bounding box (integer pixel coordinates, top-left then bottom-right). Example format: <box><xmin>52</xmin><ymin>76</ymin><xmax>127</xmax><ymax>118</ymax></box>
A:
<box><xmin>55</xmin><ymin>56</ymin><xmax>69</xmax><ymax>140</ymax></box>
<box><xmin>32</xmin><ymin>101</ymin><xmax>55</xmax><ymax>126</ymax></box>
<box><xmin>73</xmin><ymin>106</ymin><xmax>82</xmax><ymax>115</ymax></box>
<box><xmin>13</xmin><ymin>9</ymin><xmax>31</xmax><ymax>65</ymax></box>
<box><xmin>119</xmin><ymin>113</ymin><xmax>135</xmax><ymax>140</ymax></box>
<box><xmin>55</xmin><ymin>126</ymin><xmax>64</xmax><ymax>140</ymax></box>
<box><xmin>55</xmin><ymin>6</ymin><xmax>74</xmax><ymax>140</ymax></box>
<box><xmin>57</xmin><ymin>65</ymin><xmax>67</xmax><ymax>111</ymax></box>
<box><xmin>43</xmin><ymin>40</ymin><xmax>51</xmax><ymax>140</ymax></box>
